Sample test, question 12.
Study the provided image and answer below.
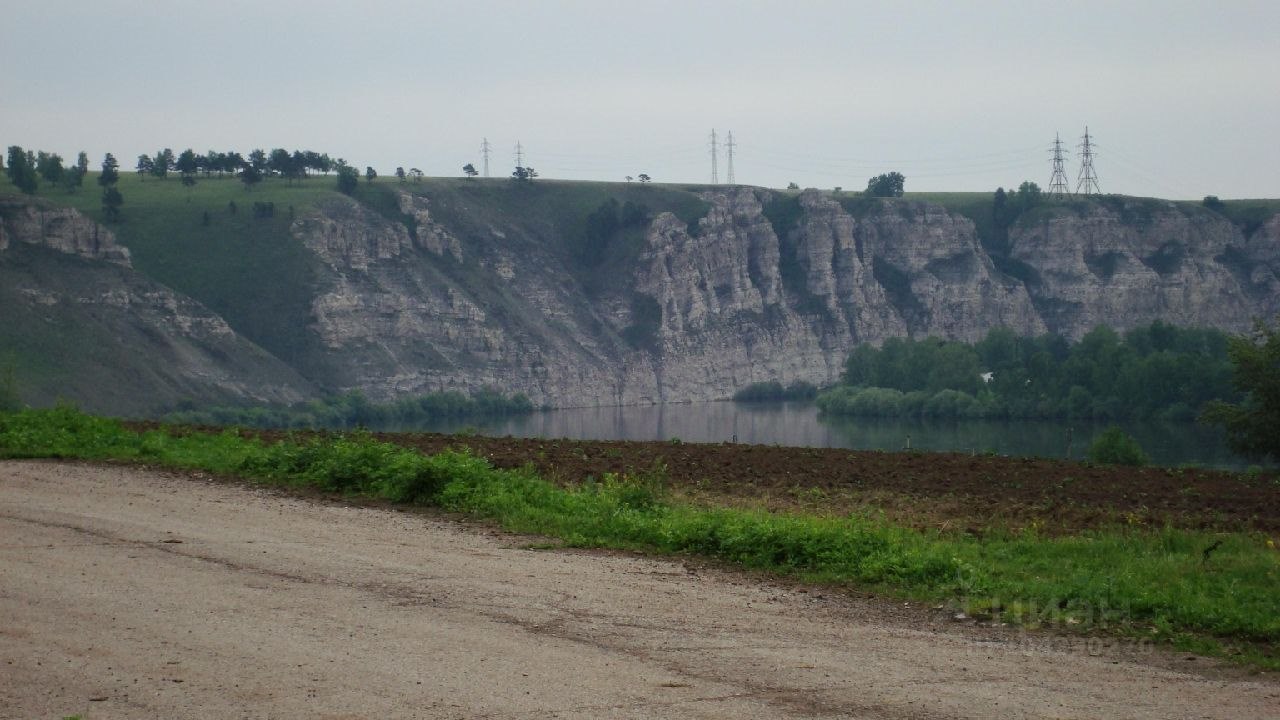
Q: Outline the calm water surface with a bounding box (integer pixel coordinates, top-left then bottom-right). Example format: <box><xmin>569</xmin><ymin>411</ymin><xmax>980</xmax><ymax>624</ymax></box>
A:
<box><xmin>392</xmin><ymin>401</ymin><xmax>1251</xmax><ymax>471</ymax></box>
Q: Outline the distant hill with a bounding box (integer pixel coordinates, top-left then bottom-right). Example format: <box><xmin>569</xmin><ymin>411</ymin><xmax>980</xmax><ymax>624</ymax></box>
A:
<box><xmin>2</xmin><ymin>171</ymin><xmax>1277</xmax><ymax>414</ymax></box>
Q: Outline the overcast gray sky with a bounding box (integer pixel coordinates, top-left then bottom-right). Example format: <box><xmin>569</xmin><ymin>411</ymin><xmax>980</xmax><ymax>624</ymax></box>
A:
<box><xmin>4</xmin><ymin>0</ymin><xmax>1278</xmax><ymax>198</ymax></box>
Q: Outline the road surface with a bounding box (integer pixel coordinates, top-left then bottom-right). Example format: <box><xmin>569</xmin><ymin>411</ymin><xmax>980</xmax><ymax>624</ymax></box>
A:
<box><xmin>1</xmin><ymin>460</ymin><xmax>1275</xmax><ymax>719</ymax></box>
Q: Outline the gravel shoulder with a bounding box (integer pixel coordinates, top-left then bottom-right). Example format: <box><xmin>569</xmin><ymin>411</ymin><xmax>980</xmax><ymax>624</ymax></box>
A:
<box><xmin>2</xmin><ymin>460</ymin><xmax>1276</xmax><ymax>719</ymax></box>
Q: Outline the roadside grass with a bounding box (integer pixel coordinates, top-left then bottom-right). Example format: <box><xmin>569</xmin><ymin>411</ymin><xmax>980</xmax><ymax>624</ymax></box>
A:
<box><xmin>2</xmin><ymin>407</ymin><xmax>1277</xmax><ymax>669</ymax></box>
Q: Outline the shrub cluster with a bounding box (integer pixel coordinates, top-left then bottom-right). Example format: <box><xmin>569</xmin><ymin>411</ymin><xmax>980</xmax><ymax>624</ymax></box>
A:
<box><xmin>821</xmin><ymin>322</ymin><xmax>1237</xmax><ymax>421</ymax></box>
<box><xmin>732</xmin><ymin>380</ymin><xmax>819</xmax><ymax>402</ymax></box>
<box><xmin>1087</xmin><ymin>426</ymin><xmax>1149</xmax><ymax>466</ymax></box>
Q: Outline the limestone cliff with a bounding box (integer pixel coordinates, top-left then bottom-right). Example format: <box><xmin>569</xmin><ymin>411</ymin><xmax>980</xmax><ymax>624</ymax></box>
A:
<box><xmin>1009</xmin><ymin>198</ymin><xmax>1280</xmax><ymax>339</ymax></box>
<box><xmin>283</xmin><ymin>188</ymin><xmax>1278</xmax><ymax>406</ymax></box>
<box><xmin>5</xmin><ymin>186</ymin><xmax>1277</xmax><ymax>412</ymax></box>
<box><xmin>0</xmin><ymin>197</ymin><xmax>131</xmax><ymax>265</ymax></box>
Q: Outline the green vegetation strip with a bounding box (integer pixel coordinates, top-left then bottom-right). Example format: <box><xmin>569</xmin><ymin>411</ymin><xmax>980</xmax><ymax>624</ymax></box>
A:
<box><xmin>3</xmin><ymin>408</ymin><xmax>1276</xmax><ymax>668</ymax></box>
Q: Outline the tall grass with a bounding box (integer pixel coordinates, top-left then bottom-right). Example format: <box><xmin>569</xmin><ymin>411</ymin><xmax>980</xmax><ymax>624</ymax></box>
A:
<box><xmin>3</xmin><ymin>408</ymin><xmax>1276</xmax><ymax>665</ymax></box>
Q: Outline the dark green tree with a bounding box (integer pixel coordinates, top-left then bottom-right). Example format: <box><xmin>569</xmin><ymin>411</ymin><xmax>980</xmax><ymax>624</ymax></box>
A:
<box><xmin>136</xmin><ymin>154</ymin><xmax>153</xmax><ymax>180</ymax></box>
<box><xmin>176</xmin><ymin>148</ymin><xmax>199</xmax><ymax>178</ymax></box>
<box><xmin>365</xmin><ymin>166</ymin><xmax>377</xmax><ymax>183</ymax></box>
<box><xmin>248</xmin><ymin>149</ymin><xmax>268</xmax><ymax>174</ymax></box>
<box><xmin>36</xmin><ymin>151</ymin><xmax>65</xmax><ymax>186</ymax></box>
<box><xmin>201</xmin><ymin>149</ymin><xmax>219</xmax><ymax>176</ymax></box>
<box><xmin>98</xmin><ymin>153</ymin><xmax>120</xmax><ymax>187</ymax></box>
<box><xmin>336</xmin><ymin>164</ymin><xmax>359</xmax><ymax>195</ymax></box>
<box><xmin>239</xmin><ymin>163</ymin><xmax>263</xmax><ymax>191</ymax></box>
<box><xmin>102</xmin><ymin>186</ymin><xmax>124</xmax><ymax>222</ymax></box>
<box><xmin>992</xmin><ymin>187</ymin><xmax>1009</xmax><ymax>226</ymax></box>
<box><xmin>1015</xmin><ymin>181</ymin><xmax>1042</xmax><ymax>211</ymax></box>
<box><xmin>395</xmin><ymin>166</ymin><xmax>407</xmax><ymax>183</ymax></box>
<box><xmin>865</xmin><ymin>171</ymin><xmax>905</xmax><ymax>197</ymax></box>
<box><xmin>290</xmin><ymin>150</ymin><xmax>308</xmax><ymax>181</ymax></box>
<box><xmin>225</xmin><ymin>151</ymin><xmax>245</xmax><ymax>175</ymax></box>
<box><xmin>175</xmin><ymin>147</ymin><xmax>197</xmax><ymax>192</ymax></box>
<box><xmin>152</xmin><ymin>148</ymin><xmax>174</xmax><ymax>179</ymax></box>
<box><xmin>409</xmin><ymin>167</ymin><xmax>423</xmax><ymax>182</ymax></box>
<box><xmin>638</xmin><ymin>173</ymin><xmax>651</xmax><ymax>183</ymax></box>
<box><xmin>1202</xmin><ymin>317</ymin><xmax>1280</xmax><ymax>460</ymax></box>
<box><xmin>927</xmin><ymin>343</ymin><xmax>983</xmax><ymax>395</ymax></box>
<box><xmin>6</xmin><ymin>146</ymin><xmax>38</xmax><ymax>194</ymax></box>
<box><xmin>269</xmin><ymin>148</ymin><xmax>292</xmax><ymax>179</ymax></box>
<box><xmin>73</xmin><ymin>151</ymin><xmax>89</xmax><ymax>189</ymax></box>
<box><xmin>463</xmin><ymin>163</ymin><xmax>478</xmax><ymax>179</ymax></box>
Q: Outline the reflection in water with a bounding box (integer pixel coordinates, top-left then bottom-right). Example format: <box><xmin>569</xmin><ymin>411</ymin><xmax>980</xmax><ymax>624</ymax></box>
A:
<box><xmin>393</xmin><ymin>401</ymin><xmax>1249</xmax><ymax>470</ymax></box>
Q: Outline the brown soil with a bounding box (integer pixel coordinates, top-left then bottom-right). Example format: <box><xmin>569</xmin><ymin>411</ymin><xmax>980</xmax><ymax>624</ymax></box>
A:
<box><xmin>371</xmin><ymin>433</ymin><xmax>1278</xmax><ymax>535</ymax></box>
<box><xmin>125</xmin><ymin>421</ymin><xmax>1279</xmax><ymax>534</ymax></box>
<box><xmin>128</xmin><ymin>420</ymin><xmax>1276</xmax><ymax>535</ymax></box>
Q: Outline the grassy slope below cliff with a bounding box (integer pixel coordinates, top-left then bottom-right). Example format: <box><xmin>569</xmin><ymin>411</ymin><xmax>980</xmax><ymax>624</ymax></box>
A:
<box><xmin>0</xmin><ymin>242</ymin><xmax>315</xmax><ymax>413</ymax></box>
<box><xmin>1</xmin><ymin>172</ymin><xmax>331</xmax><ymax>367</ymax></box>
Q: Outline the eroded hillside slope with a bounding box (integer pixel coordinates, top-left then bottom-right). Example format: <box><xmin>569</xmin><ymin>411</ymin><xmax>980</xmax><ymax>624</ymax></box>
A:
<box><xmin>0</xmin><ymin>197</ymin><xmax>315</xmax><ymax>413</ymax></box>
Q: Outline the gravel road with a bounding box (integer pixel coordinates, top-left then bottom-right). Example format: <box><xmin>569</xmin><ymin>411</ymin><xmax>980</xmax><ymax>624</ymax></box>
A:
<box><xmin>1</xmin><ymin>460</ymin><xmax>1275</xmax><ymax>719</ymax></box>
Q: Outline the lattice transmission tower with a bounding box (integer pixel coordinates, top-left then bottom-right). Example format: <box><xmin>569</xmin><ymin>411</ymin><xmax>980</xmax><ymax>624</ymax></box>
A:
<box><xmin>514</xmin><ymin>141</ymin><xmax>524</xmax><ymax>169</ymax></box>
<box><xmin>480</xmin><ymin>137</ymin><xmax>491</xmax><ymax>178</ymax></box>
<box><xmin>1075</xmin><ymin>127</ymin><xmax>1100</xmax><ymax>196</ymax></box>
<box><xmin>709</xmin><ymin>129</ymin><xmax>719</xmax><ymax>185</ymax></box>
<box><xmin>1047</xmin><ymin>133</ymin><xmax>1071</xmax><ymax>199</ymax></box>
<box><xmin>725</xmin><ymin>131</ymin><xmax>736</xmax><ymax>185</ymax></box>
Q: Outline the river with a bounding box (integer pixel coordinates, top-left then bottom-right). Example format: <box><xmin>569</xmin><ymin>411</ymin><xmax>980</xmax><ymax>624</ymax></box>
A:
<box><xmin>388</xmin><ymin>401</ymin><xmax>1253</xmax><ymax>471</ymax></box>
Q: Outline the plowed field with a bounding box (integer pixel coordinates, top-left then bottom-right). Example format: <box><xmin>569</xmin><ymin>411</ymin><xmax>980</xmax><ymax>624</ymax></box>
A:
<box><xmin>130</xmin><ymin>423</ymin><xmax>1278</xmax><ymax>534</ymax></box>
<box><xmin>376</xmin><ymin>433</ymin><xmax>1277</xmax><ymax>534</ymax></box>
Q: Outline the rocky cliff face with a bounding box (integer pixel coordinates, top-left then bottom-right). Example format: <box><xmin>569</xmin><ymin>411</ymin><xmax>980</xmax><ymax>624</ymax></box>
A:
<box><xmin>293</xmin><ymin>195</ymin><xmax>645</xmax><ymax>405</ymax></box>
<box><xmin>0</xmin><ymin>197</ymin><xmax>131</xmax><ymax>265</ymax></box>
<box><xmin>1009</xmin><ymin>198</ymin><xmax>1280</xmax><ymax>339</ymax></box>
<box><xmin>6</xmin><ymin>187</ymin><xmax>1276</xmax><ymax>412</ymax></box>
<box><xmin>628</xmin><ymin>189</ymin><xmax>1046</xmax><ymax>402</ymax></box>
<box><xmin>284</xmin><ymin>188</ymin><xmax>1278</xmax><ymax>406</ymax></box>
